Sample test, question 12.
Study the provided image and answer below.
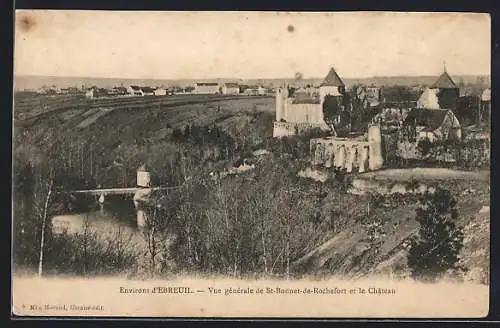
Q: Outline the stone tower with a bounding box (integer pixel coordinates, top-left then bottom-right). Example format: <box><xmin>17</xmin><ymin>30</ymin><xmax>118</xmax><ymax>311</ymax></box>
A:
<box><xmin>367</xmin><ymin>124</ymin><xmax>384</xmax><ymax>170</ymax></box>
<box><xmin>137</xmin><ymin>164</ymin><xmax>151</xmax><ymax>188</ymax></box>
<box><xmin>275</xmin><ymin>87</ymin><xmax>284</xmax><ymax>121</ymax></box>
<box><xmin>319</xmin><ymin>67</ymin><xmax>346</xmax><ymax>106</ymax></box>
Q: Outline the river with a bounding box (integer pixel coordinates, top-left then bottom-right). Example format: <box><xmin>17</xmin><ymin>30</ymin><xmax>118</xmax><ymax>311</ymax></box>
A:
<box><xmin>51</xmin><ymin>195</ymin><xmax>145</xmax><ymax>246</ymax></box>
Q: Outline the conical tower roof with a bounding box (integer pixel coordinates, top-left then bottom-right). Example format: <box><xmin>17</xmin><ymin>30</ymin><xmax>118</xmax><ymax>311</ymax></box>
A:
<box><xmin>430</xmin><ymin>71</ymin><xmax>458</xmax><ymax>89</ymax></box>
<box><xmin>321</xmin><ymin>67</ymin><xmax>345</xmax><ymax>87</ymax></box>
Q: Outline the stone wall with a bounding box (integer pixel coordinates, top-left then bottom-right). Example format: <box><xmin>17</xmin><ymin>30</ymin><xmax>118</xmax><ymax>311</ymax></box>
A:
<box><xmin>310</xmin><ymin>125</ymin><xmax>384</xmax><ymax>173</ymax></box>
<box><xmin>310</xmin><ymin>130</ymin><xmax>384</xmax><ymax>173</ymax></box>
<box><xmin>273</xmin><ymin>121</ymin><xmax>330</xmax><ymax>138</ymax></box>
<box><xmin>284</xmin><ymin>102</ymin><xmax>324</xmax><ymax>124</ymax></box>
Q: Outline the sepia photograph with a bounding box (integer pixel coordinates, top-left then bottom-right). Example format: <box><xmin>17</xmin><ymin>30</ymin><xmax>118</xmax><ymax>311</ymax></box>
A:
<box><xmin>12</xmin><ymin>10</ymin><xmax>490</xmax><ymax>317</ymax></box>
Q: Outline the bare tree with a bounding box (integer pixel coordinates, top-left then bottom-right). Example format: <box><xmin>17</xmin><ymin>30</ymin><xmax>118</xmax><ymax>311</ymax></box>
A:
<box><xmin>35</xmin><ymin>168</ymin><xmax>55</xmax><ymax>277</ymax></box>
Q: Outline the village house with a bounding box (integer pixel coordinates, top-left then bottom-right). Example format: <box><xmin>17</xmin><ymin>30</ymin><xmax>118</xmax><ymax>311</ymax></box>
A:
<box><xmin>154</xmin><ymin>87</ymin><xmax>168</xmax><ymax>96</ymax></box>
<box><xmin>401</xmin><ymin>108</ymin><xmax>462</xmax><ymax>143</ymax></box>
<box><xmin>221</xmin><ymin>83</ymin><xmax>240</xmax><ymax>95</ymax></box>
<box><xmin>381</xmin><ymin>86</ymin><xmax>421</xmax><ymax>109</ymax></box>
<box><xmin>356</xmin><ymin>85</ymin><xmax>381</xmax><ymax>108</ymax></box>
<box><xmin>140</xmin><ymin>87</ymin><xmax>155</xmax><ymax>96</ymax></box>
<box><xmin>243</xmin><ymin>85</ymin><xmax>260</xmax><ymax>96</ymax></box>
<box><xmin>127</xmin><ymin>85</ymin><xmax>155</xmax><ymax>96</ymax></box>
<box><xmin>128</xmin><ymin>85</ymin><xmax>143</xmax><ymax>96</ymax></box>
<box><xmin>194</xmin><ymin>82</ymin><xmax>220</xmax><ymax>94</ymax></box>
<box><xmin>395</xmin><ymin>108</ymin><xmax>462</xmax><ymax>160</ymax></box>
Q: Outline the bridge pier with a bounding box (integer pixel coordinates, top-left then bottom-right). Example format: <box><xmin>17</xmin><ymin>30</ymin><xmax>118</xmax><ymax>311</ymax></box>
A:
<box><xmin>133</xmin><ymin>188</ymin><xmax>152</xmax><ymax>229</ymax></box>
<box><xmin>98</xmin><ymin>193</ymin><xmax>105</xmax><ymax>211</ymax></box>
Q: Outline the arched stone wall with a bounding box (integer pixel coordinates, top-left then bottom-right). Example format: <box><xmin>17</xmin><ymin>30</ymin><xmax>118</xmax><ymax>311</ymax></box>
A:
<box><xmin>310</xmin><ymin>131</ymin><xmax>383</xmax><ymax>173</ymax></box>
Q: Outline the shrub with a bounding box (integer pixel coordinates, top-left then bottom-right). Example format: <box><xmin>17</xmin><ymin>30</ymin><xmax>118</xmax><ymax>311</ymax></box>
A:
<box><xmin>407</xmin><ymin>187</ymin><xmax>464</xmax><ymax>281</ymax></box>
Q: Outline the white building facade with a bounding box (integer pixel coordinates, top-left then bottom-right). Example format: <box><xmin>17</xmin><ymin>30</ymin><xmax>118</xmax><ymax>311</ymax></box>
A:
<box><xmin>273</xmin><ymin>67</ymin><xmax>346</xmax><ymax>138</ymax></box>
<box><xmin>194</xmin><ymin>82</ymin><xmax>220</xmax><ymax>94</ymax></box>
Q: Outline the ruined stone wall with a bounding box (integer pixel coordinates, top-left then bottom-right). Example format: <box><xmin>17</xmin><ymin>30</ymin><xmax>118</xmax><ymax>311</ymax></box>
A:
<box><xmin>310</xmin><ymin>139</ymin><xmax>373</xmax><ymax>173</ymax></box>
<box><xmin>310</xmin><ymin>125</ymin><xmax>384</xmax><ymax>173</ymax></box>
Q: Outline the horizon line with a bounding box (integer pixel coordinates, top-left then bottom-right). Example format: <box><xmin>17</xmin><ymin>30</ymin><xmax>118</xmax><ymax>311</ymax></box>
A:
<box><xmin>14</xmin><ymin>72</ymin><xmax>492</xmax><ymax>81</ymax></box>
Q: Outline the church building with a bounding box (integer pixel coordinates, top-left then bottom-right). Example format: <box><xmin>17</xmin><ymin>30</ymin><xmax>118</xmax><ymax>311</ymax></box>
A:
<box><xmin>417</xmin><ymin>68</ymin><xmax>460</xmax><ymax>110</ymax></box>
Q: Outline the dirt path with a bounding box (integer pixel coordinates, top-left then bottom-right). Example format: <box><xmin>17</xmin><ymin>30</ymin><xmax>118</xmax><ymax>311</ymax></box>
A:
<box><xmin>358</xmin><ymin>168</ymin><xmax>489</xmax><ymax>182</ymax></box>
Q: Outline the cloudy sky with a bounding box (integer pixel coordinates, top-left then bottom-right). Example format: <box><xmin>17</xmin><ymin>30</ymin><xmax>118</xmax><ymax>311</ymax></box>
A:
<box><xmin>14</xmin><ymin>11</ymin><xmax>491</xmax><ymax>79</ymax></box>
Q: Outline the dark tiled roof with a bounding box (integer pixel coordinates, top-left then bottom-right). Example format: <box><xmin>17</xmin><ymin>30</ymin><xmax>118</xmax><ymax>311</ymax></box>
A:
<box><xmin>130</xmin><ymin>85</ymin><xmax>141</xmax><ymax>90</ymax></box>
<box><xmin>292</xmin><ymin>92</ymin><xmax>320</xmax><ymax>104</ymax></box>
<box><xmin>224</xmin><ymin>83</ymin><xmax>240</xmax><ymax>88</ymax></box>
<box><xmin>321</xmin><ymin>67</ymin><xmax>345</xmax><ymax>87</ymax></box>
<box><xmin>430</xmin><ymin>71</ymin><xmax>458</xmax><ymax>89</ymax></box>
<box><xmin>140</xmin><ymin>87</ymin><xmax>155</xmax><ymax>93</ymax></box>
<box><xmin>404</xmin><ymin>108</ymin><xmax>451</xmax><ymax>132</ymax></box>
<box><xmin>196</xmin><ymin>82</ymin><xmax>219</xmax><ymax>86</ymax></box>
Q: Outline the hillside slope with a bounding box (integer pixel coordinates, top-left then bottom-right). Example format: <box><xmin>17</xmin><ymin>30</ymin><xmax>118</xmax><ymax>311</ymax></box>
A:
<box><xmin>293</xmin><ymin>177</ymin><xmax>490</xmax><ymax>282</ymax></box>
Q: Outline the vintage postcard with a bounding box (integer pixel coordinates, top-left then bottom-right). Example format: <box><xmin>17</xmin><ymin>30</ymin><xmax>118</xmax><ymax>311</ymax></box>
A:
<box><xmin>12</xmin><ymin>10</ymin><xmax>490</xmax><ymax>318</ymax></box>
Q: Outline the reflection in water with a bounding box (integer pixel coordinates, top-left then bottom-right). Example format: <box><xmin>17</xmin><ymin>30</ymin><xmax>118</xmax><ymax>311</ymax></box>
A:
<box><xmin>51</xmin><ymin>195</ymin><xmax>145</xmax><ymax>247</ymax></box>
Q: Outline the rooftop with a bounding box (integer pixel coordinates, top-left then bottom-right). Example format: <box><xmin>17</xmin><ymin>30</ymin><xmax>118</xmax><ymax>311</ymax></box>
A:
<box><xmin>430</xmin><ymin>71</ymin><xmax>458</xmax><ymax>89</ymax></box>
<box><xmin>404</xmin><ymin>108</ymin><xmax>452</xmax><ymax>132</ymax></box>
<box><xmin>224</xmin><ymin>83</ymin><xmax>240</xmax><ymax>88</ymax></box>
<box><xmin>196</xmin><ymin>82</ymin><xmax>219</xmax><ymax>86</ymax></box>
<box><xmin>320</xmin><ymin>67</ymin><xmax>345</xmax><ymax>87</ymax></box>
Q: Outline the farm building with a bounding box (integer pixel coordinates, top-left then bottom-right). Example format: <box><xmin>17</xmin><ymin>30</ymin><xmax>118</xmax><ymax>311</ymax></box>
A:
<box><xmin>128</xmin><ymin>85</ymin><xmax>143</xmax><ymax>96</ymax></box>
<box><xmin>127</xmin><ymin>85</ymin><xmax>155</xmax><ymax>96</ymax></box>
<box><xmin>221</xmin><ymin>83</ymin><xmax>240</xmax><ymax>95</ymax></box>
<box><xmin>154</xmin><ymin>88</ymin><xmax>167</xmax><ymax>96</ymax></box>
<box><xmin>140</xmin><ymin>87</ymin><xmax>155</xmax><ymax>96</ymax></box>
<box><xmin>273</xmin><ymin>66</ymin><xmax>347</xmax><ymax>137</ymax></box>
<box><xmin>194</xmin><ymin>82</ymin><xmax>220</xmax><ymax>94</ymax></box>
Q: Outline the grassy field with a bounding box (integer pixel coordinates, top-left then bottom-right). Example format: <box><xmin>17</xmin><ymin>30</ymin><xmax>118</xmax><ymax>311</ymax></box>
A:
<box><xmin>14</xmin><ymin>93</ymin><xmax>273</xmax><ymax>123</ymax></box>
<box><xmin>14</xmin><ymin>94</ymin><xmax>274</xmax><ymax>141</ymax></box>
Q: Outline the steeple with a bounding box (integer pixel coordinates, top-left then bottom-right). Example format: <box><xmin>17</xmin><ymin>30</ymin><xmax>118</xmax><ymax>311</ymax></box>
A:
<box><xmin>430</xmin><ymin>68</ymin><xmax>458</xmax><ymax>89</ymax></box>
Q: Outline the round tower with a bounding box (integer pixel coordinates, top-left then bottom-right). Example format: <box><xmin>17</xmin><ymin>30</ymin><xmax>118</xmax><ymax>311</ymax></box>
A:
<box><xmin>275</xmin><ymin>87</ymin><xmax>284</xmax><ymax>121</ymax></box>
<box><xmin>137</xmin><ymin>164</ymin><xmax>151</xmax><ymax>188</ymax></box>
<box><xmin>367</xmin><ymin>124</ymin><xmax>384</xmax><ymax>170</ymax></box>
